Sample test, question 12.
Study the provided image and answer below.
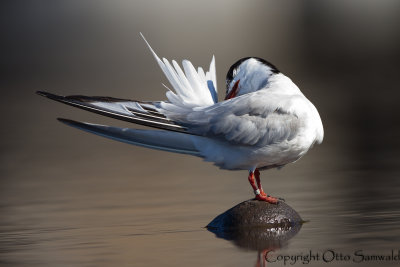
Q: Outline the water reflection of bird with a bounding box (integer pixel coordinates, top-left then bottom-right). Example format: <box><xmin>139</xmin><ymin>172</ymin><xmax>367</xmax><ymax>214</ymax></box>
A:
<box><xmin>217</xmin><ymin>225</ymin><xmax>302</xmax><ymax>267</ymax></box>
<box><xmin>37</xmin><ymin>34</ymin><xmax>324</xmax><ymax>203</ymax></box>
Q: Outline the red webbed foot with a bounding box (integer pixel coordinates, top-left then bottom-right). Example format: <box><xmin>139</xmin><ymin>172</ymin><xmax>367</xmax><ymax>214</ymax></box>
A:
<box><xmin>255</xmin><ymin>194</ymin><xmax>279</xmax><ymax>204</ymax></box>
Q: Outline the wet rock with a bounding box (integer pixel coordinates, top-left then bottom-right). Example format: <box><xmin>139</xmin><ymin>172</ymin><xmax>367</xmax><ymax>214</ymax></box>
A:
<box><xmin>207</xmin><ymin>199</ymin><xmax>303</xmax><ymax>231</ymax></box>
<box><xmin>206</xmin><ymin>199</ymin><xmax>303</xmax><ymax>251</ymax></box>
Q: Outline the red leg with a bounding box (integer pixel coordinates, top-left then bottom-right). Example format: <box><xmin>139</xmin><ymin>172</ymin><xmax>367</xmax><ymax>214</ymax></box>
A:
<box><xmin>255</xmin><ymin>169</ymin><xmax>267</xmax><ymax>197</ymax></box>
<box><xmin>248</xmin><ymin>170</ymin><xmax>278</xmax><ymax>204</ymax></box>
<box><xmin>248</xmin><ymin>170</ymin><xmax>258</xmax><ymax>192</ymax></box>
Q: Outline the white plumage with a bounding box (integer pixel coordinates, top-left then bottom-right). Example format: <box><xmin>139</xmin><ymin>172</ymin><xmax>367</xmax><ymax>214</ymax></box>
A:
<box><xmin>38</xmin><ymin>34</ymin><xmax>324</xmax><ymax>203</ymax></box>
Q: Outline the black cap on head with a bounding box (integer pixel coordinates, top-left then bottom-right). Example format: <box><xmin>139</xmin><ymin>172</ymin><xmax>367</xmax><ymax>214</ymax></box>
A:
<box><xmin>226</xmin><ymin>57</ymin><xmax>280</xmax><ymax>94</ymax></box>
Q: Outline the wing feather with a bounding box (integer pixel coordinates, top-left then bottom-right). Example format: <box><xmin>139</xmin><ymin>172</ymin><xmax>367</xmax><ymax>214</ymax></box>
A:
<box><xmin>160</xmin><ymin>90</ymin><xmax>304</xmax><ymax>147</ymax></box>
<box><xmin>36</xmin><ymin>91</ymin><xmax>195</xmax><ymax>134</ymax></box>
<box><xmin>140</xmin><ymin>33</ymin><xmax>217</xmax><ymax>107</ymax></box>
<box><xmin>58</xmin><ymin>118</ymin><xmax>201</xmax><ymax>156</ymax></box>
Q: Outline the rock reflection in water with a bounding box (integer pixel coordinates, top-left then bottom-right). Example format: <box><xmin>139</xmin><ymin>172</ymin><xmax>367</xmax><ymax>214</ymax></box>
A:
<box><xmin>207</xmin><ymin>199</ymin><xmax>303</xmax><ymax>266</ymax></box>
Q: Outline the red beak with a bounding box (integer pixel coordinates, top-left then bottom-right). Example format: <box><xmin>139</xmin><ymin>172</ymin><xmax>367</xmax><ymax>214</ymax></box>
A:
<box><xmin>225</xmin><ymin>79</ymin><xmax>240</xmax><ymax>100</ymax></box>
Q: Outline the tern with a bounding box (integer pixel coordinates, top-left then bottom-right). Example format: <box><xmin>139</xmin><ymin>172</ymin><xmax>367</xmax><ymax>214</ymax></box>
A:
<box><xmin>37</xmin><ymin>34</ymin><xmax>324</xmax><ymax>204</ymax></box>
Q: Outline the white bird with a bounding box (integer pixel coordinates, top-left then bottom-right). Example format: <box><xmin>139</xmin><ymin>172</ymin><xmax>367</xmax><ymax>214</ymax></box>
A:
<box><xmin>37</xmin><ymin>34</ymin><xmax>324</xmax><ymax>204</ymax></box>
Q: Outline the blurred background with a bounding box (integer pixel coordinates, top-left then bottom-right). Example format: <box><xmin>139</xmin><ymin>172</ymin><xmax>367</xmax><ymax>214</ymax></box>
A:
<box><xmin>1</xmin><ymin>0</ymin><xmax>400</xmax><ymax>266</ymax></box>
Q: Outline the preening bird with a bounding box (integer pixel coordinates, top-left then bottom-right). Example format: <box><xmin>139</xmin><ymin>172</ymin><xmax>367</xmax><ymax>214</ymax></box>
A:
<box><xmin>37</xmin><ymin>34</ymin><xmax>324</xmax><ymax>204</ymax></box>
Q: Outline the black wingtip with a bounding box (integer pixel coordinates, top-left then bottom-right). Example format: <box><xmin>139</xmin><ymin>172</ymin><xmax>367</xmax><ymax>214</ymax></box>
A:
<box><xmin>57</xmin><ymin>118</ymin><xmax>82</xmax><ymax>127</ymax></box>
<box><xmin>36</xmin><ymin>91</ymin><xmax>63</xmax><ymax>100</ymax></box>
<box><xmin>36</xmin><ymin>91</ymin><xmax>50</xmax><ymax>97</ymax></box>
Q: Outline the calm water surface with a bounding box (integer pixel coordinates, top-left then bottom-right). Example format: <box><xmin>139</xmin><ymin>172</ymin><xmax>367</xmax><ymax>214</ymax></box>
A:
<box><xmin>1</xmin><ymin>138</ymin><xmax>399</xmax><ymax>266</ymax></box>
<box><xmin>2</xmin><ymin>1</ymin><xmax>400</xmax><ymax>265</ymax></box>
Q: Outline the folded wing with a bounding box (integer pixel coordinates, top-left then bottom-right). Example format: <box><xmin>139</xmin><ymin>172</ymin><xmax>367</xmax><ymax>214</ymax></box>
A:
<box><xmin>159</xmin><ymin>91</ymin><xmax>304</xmax><ymax>147</ymax></box>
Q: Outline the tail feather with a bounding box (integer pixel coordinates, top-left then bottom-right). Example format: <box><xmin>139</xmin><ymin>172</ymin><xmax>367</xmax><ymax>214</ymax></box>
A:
<box><xmin>58</xmin><ymin>118</ymin><xmax>201</xmax><ymax>156</ymax></box>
